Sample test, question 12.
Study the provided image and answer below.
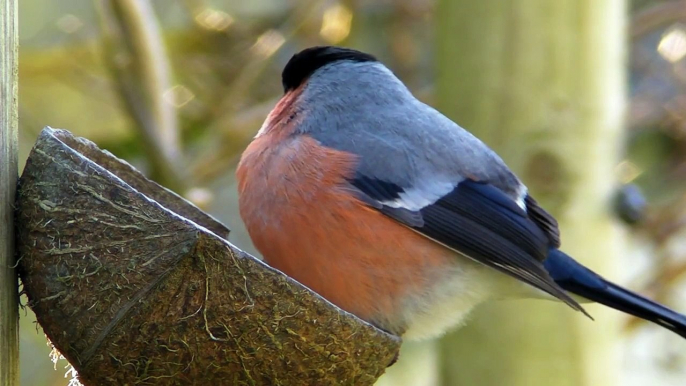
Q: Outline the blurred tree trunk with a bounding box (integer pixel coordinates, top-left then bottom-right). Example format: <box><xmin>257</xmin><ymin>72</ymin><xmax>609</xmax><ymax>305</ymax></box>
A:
<box><xmin>436</xmin><ymin>1</ymin><xmax>626</xmax><ymax>386</ymax></box>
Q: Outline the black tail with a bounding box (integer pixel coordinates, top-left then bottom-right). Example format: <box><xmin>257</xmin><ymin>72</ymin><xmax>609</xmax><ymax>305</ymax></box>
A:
<box><xmin>544</xmin><ymin>249</ymin><xmax>686</xmax><ymax>339</ymax></box>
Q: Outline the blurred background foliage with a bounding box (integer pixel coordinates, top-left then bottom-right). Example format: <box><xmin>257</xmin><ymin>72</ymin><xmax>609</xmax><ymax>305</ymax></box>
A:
<box><xmin>13</xmin><ymin>0</ymin><xmax>686</xmax><ymax>385</ymax></box>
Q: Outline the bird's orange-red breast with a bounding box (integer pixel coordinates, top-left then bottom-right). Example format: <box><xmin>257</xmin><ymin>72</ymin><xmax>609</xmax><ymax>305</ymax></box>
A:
<box><xmin>237</xmin><ymin>90</ymin><xmax>454</xmax><ymax>333</ymax></box>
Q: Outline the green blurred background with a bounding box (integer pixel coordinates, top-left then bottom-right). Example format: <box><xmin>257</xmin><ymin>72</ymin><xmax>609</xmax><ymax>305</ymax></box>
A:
<box><xmin>14</xmin><ymin>0</ymin><xmax>686</xmax><ymax>385</ymax></box>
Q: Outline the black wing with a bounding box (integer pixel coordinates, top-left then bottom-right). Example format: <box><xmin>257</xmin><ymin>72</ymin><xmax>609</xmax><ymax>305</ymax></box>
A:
<box><xmin>350</xmin><ymin>175</ymin><xmax>586</xmax><ymax>314</ymax></box>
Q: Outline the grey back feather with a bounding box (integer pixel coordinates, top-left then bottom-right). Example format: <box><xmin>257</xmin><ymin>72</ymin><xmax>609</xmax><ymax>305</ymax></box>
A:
<box><xmin>295</xmin><ymin>60</ymin><xmax>525</xmax><ymax>202</ymax></box>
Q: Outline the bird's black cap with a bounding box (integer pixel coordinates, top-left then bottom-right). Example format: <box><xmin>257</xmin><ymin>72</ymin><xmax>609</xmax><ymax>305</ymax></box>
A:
<box><xmin>281</xmin><ymin>46</ymin><xmax>377</xmax><ymax>92</ymax></box>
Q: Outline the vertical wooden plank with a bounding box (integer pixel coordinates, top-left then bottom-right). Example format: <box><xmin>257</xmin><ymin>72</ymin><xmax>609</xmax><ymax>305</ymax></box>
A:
<box><xmin>0</xmin><ymin>0</ymin><xmax>19</xmax><ymax>385</ymax></box>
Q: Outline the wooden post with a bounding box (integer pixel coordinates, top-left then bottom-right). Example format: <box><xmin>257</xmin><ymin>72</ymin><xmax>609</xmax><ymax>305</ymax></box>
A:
<box><xmin>0</xmin><ymin>0</ymin><xmax>19</xmax><ymax>385</ymax></box>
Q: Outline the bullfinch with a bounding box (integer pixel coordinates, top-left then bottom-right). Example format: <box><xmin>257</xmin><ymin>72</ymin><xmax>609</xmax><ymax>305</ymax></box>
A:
<box><xmin>236</xmin><ymin>46</ymin><xmax>686</xmax><ymax>341</ymax></box>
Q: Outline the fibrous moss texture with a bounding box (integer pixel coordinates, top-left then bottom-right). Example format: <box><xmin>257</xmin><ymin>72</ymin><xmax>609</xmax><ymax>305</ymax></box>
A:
<box><xmin>15</xmin><ymin>127</ymin><xmax>400</xmax><ymax>386</ymax></box>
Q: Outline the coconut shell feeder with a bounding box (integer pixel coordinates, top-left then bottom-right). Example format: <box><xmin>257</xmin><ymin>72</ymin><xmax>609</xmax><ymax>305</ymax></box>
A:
<box><xmin>15</xmin><ymin>127</ymin><xmax>401</xmax><ymax>385</ymax></box>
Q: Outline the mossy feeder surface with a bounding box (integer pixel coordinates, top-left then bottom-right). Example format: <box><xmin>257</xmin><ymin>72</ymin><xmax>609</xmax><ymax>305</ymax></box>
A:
<box><xmin>15</xmin><ymin>127</ymin><xmax>400</xmax><ymax>385</ymax></box>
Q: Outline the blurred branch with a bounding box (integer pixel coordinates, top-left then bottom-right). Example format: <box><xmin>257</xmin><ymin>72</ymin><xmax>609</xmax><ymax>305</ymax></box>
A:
<box><xmin>181</xmin><ymin>0</ymin><xmax>205</xmax><ymax>17</ymax></box>
<box><xmin>96</xmin><ymin>0</ymin><xmax>186</xmax><ymax>192</ymax></box>
<box><xmin>190</xmin><ymin>1</ymin><xmax>324</xmax><ymax>183</ymax></box>
<box><xmin>631</xmin><ymin>0</ymin><xmax>686</xmax><ymax>40</ymax></box>
<box><xmin>624</xmin><ymin>256</ymin><xmax>686</xmax><ymax>333</ymax></box>
<box><xmin>645</xmin><ymin>197</ymin><xmax>686</xmax><ymax>244</ymax></box>
<box><xmin>213</xmin><ymin>1</ymin><xmax>323</xmax><ymax>116</ymax></box>
<box><xmin>190</xmin><ymin>99</ymin><xmax>276</xmax><ymax>183</ymax></box>
<box><xmin>623</xmin><ymin>197</ymin><xmax>686</xmax><ymax>333</ymax></box>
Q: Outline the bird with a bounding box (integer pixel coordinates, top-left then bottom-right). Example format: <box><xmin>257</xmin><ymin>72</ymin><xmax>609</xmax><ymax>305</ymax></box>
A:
<box><xmin>236</xmin><ymin>45</ymin><xmax>686</xmax><ymax>341</ymax></box>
